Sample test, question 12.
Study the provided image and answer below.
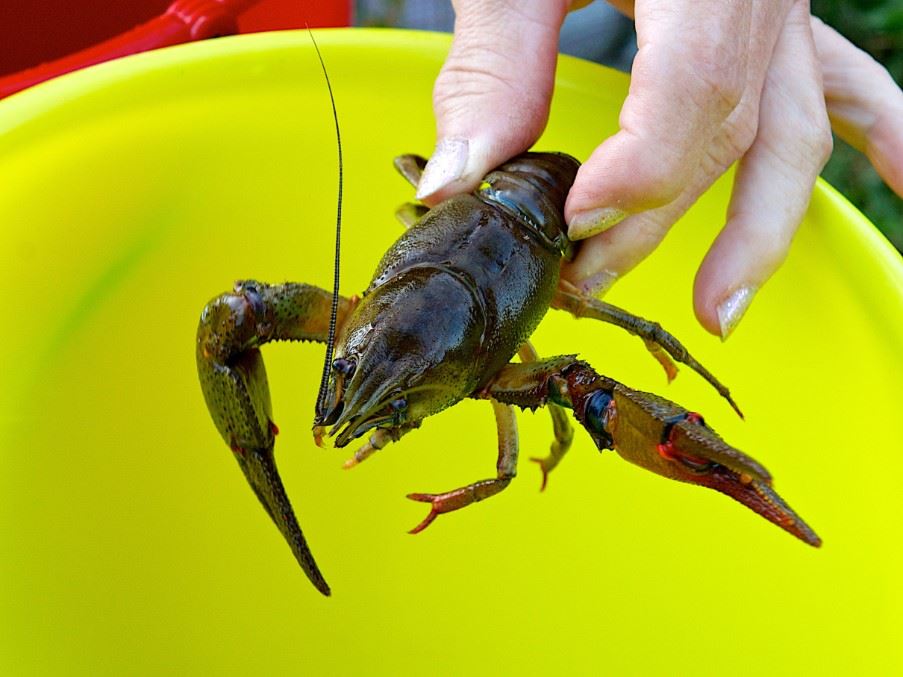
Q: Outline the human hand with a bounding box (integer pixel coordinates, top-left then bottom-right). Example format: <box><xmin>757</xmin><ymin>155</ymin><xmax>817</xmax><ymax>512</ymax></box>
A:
<box><xmin>415</xmin><ymin>0</ymin><xmax>903</xmax><ymax>339</ymax></box>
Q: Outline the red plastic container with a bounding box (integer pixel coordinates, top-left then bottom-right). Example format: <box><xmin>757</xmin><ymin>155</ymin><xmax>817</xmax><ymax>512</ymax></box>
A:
<box><xmin>0</xmin><ymin>0</ymin><xmax>351</xmax><ymax>99</ymax></box>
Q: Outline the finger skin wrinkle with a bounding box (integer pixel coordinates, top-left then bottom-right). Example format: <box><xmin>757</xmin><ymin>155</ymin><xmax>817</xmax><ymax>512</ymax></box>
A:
<box><xmin>436</xmin><ymin>61</ymin><xmax>534</xmax><ymax>104</ymax></box>
<box><xmin>754</xmin><ymin>13</ymin><xmax>833</xmax><ymax>174</ymax></box>
<box><xmin>613</xmin><ymin>44</ymin><xmax>748</xmax><ymax>205</ymax></box>
<box><xmin>763</xmin><ymin>123</ymin><xmax>833</xmax><ymax>179</ymax></box>
<box><xmin>614</xmin><ymin>126</ymin><xmax>690</xmax><ymax>206</ymax></box>
<box><xmin>452</xmin><ymin>0</ymin><xmax>568</xmax><ymax>48</ymax></box>
<box><xmin>622</xmin><ymin>44</ymin><xmax>740</xmax><ymax>145</ymax></box>
<box><xmin>756</xmin><ymin>86</ymin><xmax>832</xmax><ymax>176</ymax></box>
<box><xmin>683</xmin><ymin>44</ymin><xmax>748</xmax><ymax>120</ymax></box>
<box><xmin>442</xmin><ymin>23</ymin><xmax>552</xmax><ymax>87</ymax></box>
<box><xmin>495</xmin><ymin>0</ymin><xmax>568</xmax><ymax>32</ymax></box>
<box><xmin>697</xmin><ymin>130</ymin><xmax>747</xmax><ymax>181</ymax></box>
<box><xmin>434</xmin><ymin>62</ymin><xmax>551</xmax><ymax>145</ymax></box>
<box><xmin>436</xmin><ymin>1</ymin><xmax>562</xmax><ymax>141</ymax></box>
<box><xmin>635</xmin><ymin>1</ymin><xmax>750</xmax><ymax>118</ymax></box>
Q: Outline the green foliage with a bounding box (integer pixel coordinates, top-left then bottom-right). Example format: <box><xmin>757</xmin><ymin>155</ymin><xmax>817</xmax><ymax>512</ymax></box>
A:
<box><xmin>812</xmin><ymin>0</ymin><xmax>903</xmax><ymax>251</ymax></box>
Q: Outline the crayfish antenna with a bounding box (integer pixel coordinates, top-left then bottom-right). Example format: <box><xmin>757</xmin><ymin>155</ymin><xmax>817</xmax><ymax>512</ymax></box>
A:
<box><xmin>310</xmin><ymin>24</ymin><xmax>345</xmax><ymax>427</ymax></box>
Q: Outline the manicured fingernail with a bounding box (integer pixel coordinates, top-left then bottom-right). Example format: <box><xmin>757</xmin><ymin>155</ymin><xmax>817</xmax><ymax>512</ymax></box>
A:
<box><xmin>717</xmin><ymin>286</ymin><xmax>756</xmax><ymax>341</ymax></box>
<box><xmin>416</xmin><ymin>137</ymin><xmax>469</xmax><ymax>199</ymax></box>
<box><xmin>580</xmin><ymin>270</ymin><xmax>618</xmax><ymax>297</ymax></box>
<box><xmin>568</xmin><ymin>207</ymin><xmax>628</xmax><ymax>240</ymax></box>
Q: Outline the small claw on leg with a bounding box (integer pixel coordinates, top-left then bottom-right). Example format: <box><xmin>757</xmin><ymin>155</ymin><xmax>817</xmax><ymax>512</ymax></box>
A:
<box><xmin>528</xmin><ymin>414</ymin><xmax>571</xmax><ymax>493</ymax></box>
<box><xmin>406</xmin><ymin>477</ymin><xmax>512</xmax><ymax>535</ymax></box>
<box><xmin>406</xmin><ymin>399</ymin><xmax>519</xmax><ymax>533</ymax></box>
<box><xmin>529</xmin><ymin>457</ymin><xmax>551</xmax><ymax>492</ymax></box>
<box><xmin>406</xmin><ymin>493</ymin><xmax>441</xmax><ymax>534</ymax></box>
<box><xmin>644</xmin><ymin>340</ymin><xmax>679</xmax><ymax>383</ymax></box>
<box><xmin>408</xmin><ymin>512</ymin><xmax>439</xmax><ymax>534</ymax></box>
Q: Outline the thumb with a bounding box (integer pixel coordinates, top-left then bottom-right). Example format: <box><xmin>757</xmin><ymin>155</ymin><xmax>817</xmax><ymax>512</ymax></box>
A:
<box><xmin>416</xmin><ymin>0</ymin><xmax>571</xmax><ymax>204</ymax></box>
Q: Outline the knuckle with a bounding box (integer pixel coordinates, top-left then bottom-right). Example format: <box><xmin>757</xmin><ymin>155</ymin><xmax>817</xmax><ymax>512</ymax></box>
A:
<box><xmin>432</xmin><ymin>64</ymin><xmax>548</xmax><ymax>143</ymax></box>
<box><xmin>688</xmin><ymin>54</ymin><xmax>746</xmax><ymax>117</ymax></box>
<box><xmin>726</xmin><ymin>109</ymin><xmax>760</xmax><ymax>156</ymax></box>
<box><xmin>789</xmin><ymin>88</ymin><xmax>834</xmax><ymax>169</ymax></box>
<box><xmin>812</xmin><ymin>124</ymin><xmax>834</xmax><ymax>168</ymax></box>
<box><xmin>793</xmin><ymin>117</ymin><xmax>833</xmax><ymax>171</ymax></box>
<box><xmin>433</xmin><ymin>39</ymin><xmax>551</xmax><ymax>140</ymax></box>
<box><xmin>638</xmin><ymin>154</ymin><xmax>687</xmax><ymax>206</ymax></box>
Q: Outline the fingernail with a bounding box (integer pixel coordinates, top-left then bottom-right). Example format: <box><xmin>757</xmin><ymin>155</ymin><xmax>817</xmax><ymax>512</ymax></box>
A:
<box><xmin>579</xmin><ymin>270</ymin><xmax>618</xmax><ymax>298</ymax></box>
<box><xmin>416</xmin><ymin>137</ymin><xmax>469</xmax><ymax>199</ymax></box>
<box><xmin>568</xmin><ymin>207</ymin><xmax>628</xmax><ymax>240</ymax></box>
<box><xmin>717</xmin><ymin>286</ymin><xmax>756</xmax><ymax>341</ymax></box>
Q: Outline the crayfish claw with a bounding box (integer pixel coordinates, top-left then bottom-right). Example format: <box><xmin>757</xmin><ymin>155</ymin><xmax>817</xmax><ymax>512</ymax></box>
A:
<box><xmin>529</xmin><ymin>457</ymin><xmax>552</xmax><ymax>492</ymax></box>
<box><xmin>644</xmin><ymin>339</ymin><xmax>679</xmax><ymax>383</ymax></box>
<box><xmin>406</xmin><ymin>495</ymin><xmax>441</xmax><ymax>535</ymax></box>
<box><xmin>408</xmin><ymin>512</ymin><xmax>439</xmax><ymax>535</ymax></box>
<box><xmin>605</xmin><ymin>384</ymin><xmax>820</xmax><ymax>546</ymax></box>
<box><xmin>406</xmin><ymin>475</ymin><xmax>514</xmax><ymax>534</ymax></box>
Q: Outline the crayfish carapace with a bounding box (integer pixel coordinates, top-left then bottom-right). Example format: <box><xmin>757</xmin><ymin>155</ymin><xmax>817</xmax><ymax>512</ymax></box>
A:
<box><xmin>196</xmin><ymin>151</ymin><xmax>820</xmax><ymax>596</ymax></box>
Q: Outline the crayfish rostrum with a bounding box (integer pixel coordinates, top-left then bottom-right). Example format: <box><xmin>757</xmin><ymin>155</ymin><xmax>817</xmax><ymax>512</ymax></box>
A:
<box><xmin>196</xmin><ymin>151</ymin><xmax>820</xmax><ymax>596</ymax></box>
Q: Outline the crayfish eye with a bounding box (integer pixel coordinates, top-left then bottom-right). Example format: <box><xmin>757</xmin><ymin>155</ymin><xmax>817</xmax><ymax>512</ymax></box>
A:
<box><xmin>389</xmin><ymin>397</ymin><xmax>407</xmax><ymax>424</ymax></box>
<box><xmin>332</xmin><ymin>358</ymin><xmax>356</xmax><ymax>376</ymax></box>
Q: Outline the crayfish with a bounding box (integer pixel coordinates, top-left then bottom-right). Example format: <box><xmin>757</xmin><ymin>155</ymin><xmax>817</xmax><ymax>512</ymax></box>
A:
<box><xmin>196</xmin><ymin>150</ymin><xmax>820</xmax><ymax>596</ymax></box>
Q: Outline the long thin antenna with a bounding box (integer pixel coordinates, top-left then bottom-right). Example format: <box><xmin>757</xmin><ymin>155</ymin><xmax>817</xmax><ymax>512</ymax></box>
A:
<box><xmin>309</xmin><ymin>26</ymin><xmax>343</xmax><ymax>418</ymax></box>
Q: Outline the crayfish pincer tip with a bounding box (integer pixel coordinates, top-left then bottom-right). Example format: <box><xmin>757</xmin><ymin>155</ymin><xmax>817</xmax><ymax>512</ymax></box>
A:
<box><xmin>294</xmin><ymin>548</ymin><xmax>332</xmax><ymax>596</ymax></box>
<box><xmin>797</xmin><ymin>522</ymin><xmax>822</xmax><ymax>548</ymax></box>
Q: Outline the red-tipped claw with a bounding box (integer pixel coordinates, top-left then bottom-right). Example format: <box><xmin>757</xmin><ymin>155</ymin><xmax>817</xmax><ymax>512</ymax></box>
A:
<box><xmin>557</xmin><ymin>363</ymin><xmax>820</xmax><ymax>548</ymax></box>
<box><xmin>608</xmin><ymin>391</ymin><xmax>821</xmax><ymax>547</ymax></box>
<box><xmin>407</xmin><ymin>494</ymin><xmax>441</xmax><ymax>534</ymax></box>
<box><xmin>406</xmin><ymin>479</ymin><xmax>511</xmax><ymax>534</ymax></box>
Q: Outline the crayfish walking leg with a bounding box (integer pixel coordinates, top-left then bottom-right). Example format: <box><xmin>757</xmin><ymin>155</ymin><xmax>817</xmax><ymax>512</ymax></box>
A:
<box><xmin>518</xmin><ymin>341</ymin><xmax>574</xmax><ymax>491</ymax></box>
<box><xmin>553</xmin><ymin>281</ymin><xmax>743</xmax><ymax>417</ymax></box>
<box><xmin>483</xmin><ymin>356</ymin><xmax>821</xmax><ymax>547</ymax></box>
<box><xmin>407</xmin><ymin>401</ymin><xmax>519</xmax><ymax>534</ymax></box>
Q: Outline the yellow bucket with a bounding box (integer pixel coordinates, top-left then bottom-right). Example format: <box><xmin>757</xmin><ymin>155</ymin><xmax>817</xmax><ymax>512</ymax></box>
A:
<box><xmin>2</xmin><ymin>29</ymin><xmax>901</xmax><ymax>674</ymax></box>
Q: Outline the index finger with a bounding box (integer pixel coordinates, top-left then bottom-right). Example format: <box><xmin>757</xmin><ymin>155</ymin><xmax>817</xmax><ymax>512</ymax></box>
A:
<box><xmin>565</xmin><ymin>1</ymin><xmax>788</xmax><ymax>236</ymax></box>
